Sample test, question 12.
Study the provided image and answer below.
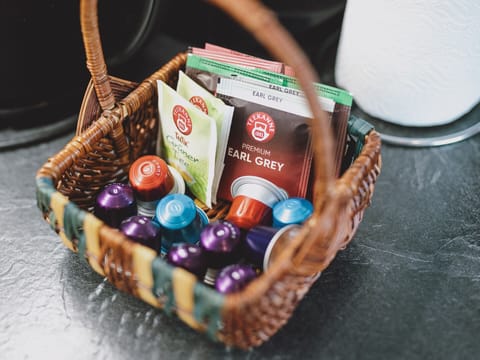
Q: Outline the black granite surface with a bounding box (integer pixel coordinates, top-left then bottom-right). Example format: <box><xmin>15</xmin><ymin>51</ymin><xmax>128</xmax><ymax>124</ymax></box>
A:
<box><xmin>1</xmin><ymin>107</ymin><xmax>479</xmax><ymax>360</ymax></box>
<box><xmin>1</xmin><ymin>20</ymin><xmax>480</xmax><ymax>360</ymax></box>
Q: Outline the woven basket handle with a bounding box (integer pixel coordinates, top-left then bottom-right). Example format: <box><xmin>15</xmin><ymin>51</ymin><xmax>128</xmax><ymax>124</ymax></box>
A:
<box><xmin>80</xmin><ymin>0</ymin><xmax>335</xmax><ymax>206</ymax></box>
<box><xmin>80</xmin><ymin>0</ymin><xmax>115</xmax><ymax>111</ymax></box>
<box><xmin>208</xmin><ymin>0</ymin><xmax>336</xmax><ymax>206</ymax></box>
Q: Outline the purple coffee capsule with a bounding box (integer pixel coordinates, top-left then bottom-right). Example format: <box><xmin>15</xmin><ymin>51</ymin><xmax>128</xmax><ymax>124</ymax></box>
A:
<box><xmin>119</xmin><ymin>215</ymin><xmax>161</xmax><ymax>254</ymax></box>
<box><xmin>199</xmin><ymin>220</ymin><xmax>242</xmax><ymax>285</ymax></box>
<box><xmin>166</xmin><ymin>243</ymin><xmax>208</xmax><ymax>279</ymax></box>
<box><xmin>215</xmin><ymin>264</ymin><xmax>257</xmax><ymax>294</ymax></box>
<box><xmin>94</xmin><ymin>183</ymin><xmax>137</xmax><ymax>228</ymax></box>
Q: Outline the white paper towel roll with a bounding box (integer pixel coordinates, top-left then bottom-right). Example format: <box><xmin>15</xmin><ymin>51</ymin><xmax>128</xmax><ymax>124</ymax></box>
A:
<box><xmin>335</xmin><ymin>0</ymin><xmax>480</xmax><ymax>127</ymax></box>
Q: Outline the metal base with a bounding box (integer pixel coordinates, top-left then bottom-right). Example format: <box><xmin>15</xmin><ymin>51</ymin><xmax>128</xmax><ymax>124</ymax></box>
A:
<box><xmin>352</xmin><ymin>102</ymin><xmax>480</xmax><ymax>147</ymax></box>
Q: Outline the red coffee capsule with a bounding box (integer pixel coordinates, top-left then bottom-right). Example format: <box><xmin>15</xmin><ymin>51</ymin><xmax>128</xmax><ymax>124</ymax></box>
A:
<box><xmin>129</xmin><ymin>155</ymin><xmax>175</xmax><ymax>217</ymax></box>
<box><xmin>225</xmin><ymin>195</ymin><xmax>271</xmax><ymax>230</ymax></box>
<box><xmin>225</xmin><ymin>176</ymin><xmax>288</xmax><ymax>230</ymax></box>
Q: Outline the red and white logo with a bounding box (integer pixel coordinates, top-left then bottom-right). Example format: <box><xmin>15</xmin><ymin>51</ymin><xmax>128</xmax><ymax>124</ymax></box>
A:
<box><xmin>172</xmin><ymin>105</ymin><xmax>192</xmax><ymax>135</ymax></box>
<box><xmin>189</xmin><ymin>96</ymin><xmax>208</xmax><ymax>114</ymax></box>
<box><xmin>246</xmin><ymin>112</ymin><xmax>275</xmax><ymax>143</ymax></box>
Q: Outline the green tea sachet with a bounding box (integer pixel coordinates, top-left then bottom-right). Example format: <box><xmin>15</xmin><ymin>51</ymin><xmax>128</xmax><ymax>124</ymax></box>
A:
<box><xmin>156</xmin><ymin>80</ymin><xmax>217</xmax><ymax>207</ymax></box>
<box><xmin>176</xmin><ymin>71</ymin><xmax>234</xmax><ymax>203</ymax></box>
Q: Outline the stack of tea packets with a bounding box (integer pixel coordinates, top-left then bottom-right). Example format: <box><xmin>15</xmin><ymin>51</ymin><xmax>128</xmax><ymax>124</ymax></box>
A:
<box><xmin>157</xmin><ymin>43</ymin><xmax>353</xmax><ymax>208</ymax></box>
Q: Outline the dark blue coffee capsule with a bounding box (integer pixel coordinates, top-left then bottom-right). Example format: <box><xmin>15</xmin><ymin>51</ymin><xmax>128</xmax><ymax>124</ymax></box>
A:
<box><xmin>244</xmin><ymin>224</ymin><xmax>303</xmax><ymax>270</ymax></box>
<box><xmin>263</xmin><ymin>225</ymin><xmax>302</xmax><ymax>271</ymax></box>
<box><xmin>243</xmin><ymin>225</ymin><xmax>278</xmax><ymax>268</ymax></box>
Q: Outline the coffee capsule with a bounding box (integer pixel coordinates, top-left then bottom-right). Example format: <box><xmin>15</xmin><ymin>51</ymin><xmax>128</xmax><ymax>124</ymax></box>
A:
<box><xmin>119</xmin><ymin>215</ymin><xmax>162</xmax><ymax>254</ymax></box>
<box><xmin>94</xmin><ymin>183</ymin><xmax>137</xmax><ymax>228</ymax></box>
<box><xmin>244</xmin><ymin>224</ymin><xmax>303</xmax><ymax>269</ymax></box>
<box><xmin>272</xmin><ymin>197</ymin><xmax>313</xmax><ymax>228</ymax></box>
<box><xmin>215</xmin><ymin>264</ymin><xmax>257</xmax><ymax>294</ymax></box>
<box><xmin>155</xmin><ymin>193</ymin><xmax>208</xmax><ymax>254</ymax></box>
<box><xmin>166</xmin><ymin>243</ymin><xmax>208</xmax><ymax>279</ymax></box>
<box><xmin>129</xmin><ymin>155</ymin><xmax>185</xmax><ymax>218</ymax></box>
<box><xmin>199</xmin><ymin>220</ymin><xmax>242</xmax><ymax>286</ymax></box>
<box><xmin>225</xmin><ymin>176</ymin><xmax>288</xmax><ymax>229</ymax></box>
<box><xmin>263</xmin><ymin>224</ymin><xmax>302</xmax><ymax>271</ymax></box>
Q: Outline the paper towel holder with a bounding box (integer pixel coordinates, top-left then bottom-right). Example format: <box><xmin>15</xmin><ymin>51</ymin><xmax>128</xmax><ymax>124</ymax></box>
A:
<box><xmin>334</xmin><ymin>0</ymin><xmax>480</xmax><ymax>145</ymax></box>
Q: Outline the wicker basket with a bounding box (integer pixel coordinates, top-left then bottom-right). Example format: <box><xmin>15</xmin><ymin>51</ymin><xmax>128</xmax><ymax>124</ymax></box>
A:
<box><xmin>35</xmin><ymin>0</ymin><xmax>381</xmax><ymax>349</ymax></box>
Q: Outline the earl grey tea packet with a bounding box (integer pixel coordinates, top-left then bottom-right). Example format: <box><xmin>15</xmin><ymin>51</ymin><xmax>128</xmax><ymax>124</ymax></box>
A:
<box><xmin>185</xmin><ymin>53</ymin><xmax>351</xmax><ymax>177</ymax></box>
<box><xmin>215</xmin><ymin>77</ymin><xmax>335</xmax><ymax>201</ymax></box>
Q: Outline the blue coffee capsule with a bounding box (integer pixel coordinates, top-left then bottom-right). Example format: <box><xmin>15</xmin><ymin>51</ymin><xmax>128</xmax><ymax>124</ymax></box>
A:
<box><xmin>272</xmin><ymin>197</ymin><xmax>313</xmax><ymax>228</ymax></box>
<box><xmin>155</xmin><ymin>193</ymin><xmax>208</xmax><ymax>254</ymax></box>
<box><xmin>196</xmin><ymin>206</ymin><xmax>210</xmax><ymax>229</ymax></box>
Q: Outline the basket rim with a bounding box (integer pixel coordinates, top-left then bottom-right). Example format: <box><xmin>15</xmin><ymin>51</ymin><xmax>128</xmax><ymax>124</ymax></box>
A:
<box><xmin>35</xmin><ymin>95</ymin><xmax>381</xmax><ymax>343</ymax></box>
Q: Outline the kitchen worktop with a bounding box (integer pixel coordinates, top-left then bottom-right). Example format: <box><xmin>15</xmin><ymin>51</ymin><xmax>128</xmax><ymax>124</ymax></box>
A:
<box><xmin>2</xmin><ymin>109</ymin><xmax>479</xmax><ymax>360</ymax></box>
<box><xmin>1</xmin><ymin>31</ymin><xmax>479</xmax><ymax>359</ymax></box>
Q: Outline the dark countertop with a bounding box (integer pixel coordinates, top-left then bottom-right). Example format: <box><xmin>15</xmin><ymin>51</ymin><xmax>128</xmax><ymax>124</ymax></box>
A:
<box><xmin>2</xmin><ymin>111</ymin><xmax>479</xmax><ymax>360</ymax></box>
<box><xmin>1</xmin><ymin>32</ymin><xmax>479</xmax><ymax>360</ymax></box>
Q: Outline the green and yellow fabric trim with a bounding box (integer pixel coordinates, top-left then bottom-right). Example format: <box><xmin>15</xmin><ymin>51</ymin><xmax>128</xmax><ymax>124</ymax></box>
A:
<box><xmin>36</xmin><ymin>176</ymin><xmax>225</xmax><ymax>341</ymax></box>
<box><xmin>152</xmin><ymin>258</ymin><xmax>225</xmax><ymax>341</ymax></box>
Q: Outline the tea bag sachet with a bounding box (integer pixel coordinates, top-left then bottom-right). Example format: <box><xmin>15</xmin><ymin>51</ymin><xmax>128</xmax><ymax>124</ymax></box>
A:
<box><xmin>215</xmin><ymin>77</ymin><xmax>336</xmax><ymax>201</ymax></box>
<box><xmin>203</xmin><ymin>42</ymin><xmax>294</xmax><ymax>75</ymax></box>
<box><xmin>189</xmin><ymin>46</ymin><xmax>284</xmax><ymax>73</ymax></box>
<box><xmin>157</xmin><ymin>80</ymin><xmax>217</xmax><ymax>207</ymax></box>
<box><xmin>185</xmin><ymin>53</ymin><xmax>352</xmax><ymax>176</ymax></box>
<box><xmin>176</xmin><ymin>71</ymin><xmax>234</xmax><ymax>203</ymax></box>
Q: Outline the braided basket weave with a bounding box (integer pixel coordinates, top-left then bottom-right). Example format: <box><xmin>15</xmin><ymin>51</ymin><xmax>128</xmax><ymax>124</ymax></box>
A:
<box><xmin>35</xmin><ymin>0</ymin><xmax>381</xmax><ymax>349</ymax></box>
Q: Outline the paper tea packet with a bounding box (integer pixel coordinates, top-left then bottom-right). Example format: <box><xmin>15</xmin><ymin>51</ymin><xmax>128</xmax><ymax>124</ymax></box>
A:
<box><xmin>215</xmin><ymin>77</ymin><xmax>335</xmax><ymax>201</ymax></box>
<box><xmin>190</xmin><ymin>46</ymin><xmax>284</xmax><ymax>73</ymax></box>
<box><xmin>156</xmin><ymin>80</ymin><xmax>216</xmax><ymax>207</ymax></box>
<box><xmin>176</xmin><ymin>71</ymin><xmax>234</xmax><ymax>203</ymax></box>
<box><xmin>185</xmin><ymin>53</ymin><xmax>352</xmax><ymax>176</ymax></box>
<box><xmin>203</xmin><ymin>42</ymin><xmax>294</xmax><ymax>75</ymax></box>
